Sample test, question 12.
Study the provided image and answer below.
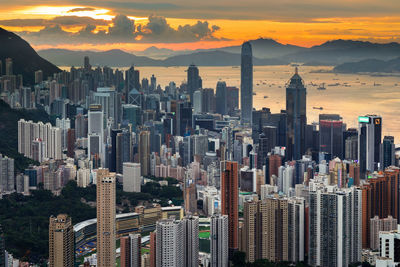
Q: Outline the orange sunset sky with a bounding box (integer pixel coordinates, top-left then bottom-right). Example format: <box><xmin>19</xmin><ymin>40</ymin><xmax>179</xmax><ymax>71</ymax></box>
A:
<box><xmin>0</xmin><ymin>0</ymin><xmax>399</xmax><ymax>51</ymax></box>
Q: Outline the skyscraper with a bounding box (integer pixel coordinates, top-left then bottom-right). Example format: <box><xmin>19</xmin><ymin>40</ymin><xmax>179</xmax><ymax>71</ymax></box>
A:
<box><xmin>319</xmin><ymin>114</ymin><xmax>344</xmax><ymax>159</ymax></box>
<box><xmin>183</xmin><ymin>215</ymin><xmax>199</xmax><ymax>267</ymax></box>
<box><xmin>240</xmin><ymin>42</ymin><xmax>253</xmax><ymax>124</ymax></box>
<box><xmin>358</xmin><ymin>115</ymin><xmax>382</xmax><ymax>175</ymax></box>
<box><xmin>48</xmin><ymin>214</ymin><xmax>74</xmax><ymax>267</ymax></box>
<box><xmin>155</xmin><ymin>218</ymin><xmax>184</xmax><ymax>267</ymax></box>
<box><xmin>123</xmin><ymin>162</ymin><xmax>141</xmax><ymax>192</ymax></box>
<box><xmin>0</xmin><ymin>226</ymin><xmax>4</xmax><ymax>267</ymax></box>
<box><xmin>216</xmin><ymin>81</ymin><xmax>227</xmax><ymax>115</ymax></box>
<box><xmin>286</xmin><ymin>68</ymin><xmax>307</xmax><ymax>160</ymax></box>
<box><xmin>220</xmin><ymin>161</ymin><xmax>239</xmax><ymax>257</ymax></box>
<box><xmin>382</xmin><ymin>136</ymin><xmax>395</xmax><ymax>169</ymax></box>
<box><xmin>210</xmin><ymin>214</ymin><xmax>229</xmax><ymax>267</ymax></box>
<box><xmin>139</xmin><ymin>130</ymin><xmax>150</xmax><ymax>176</ymax></box>
<box><xmin>187</xmin><ymin>64</ymin><xmax>201</xmax><ymax>102</ymax></box>
<box><xmin>96</xmin><ymin>168</ymin><xmax>116</xmax><ymax>267</ymax></box>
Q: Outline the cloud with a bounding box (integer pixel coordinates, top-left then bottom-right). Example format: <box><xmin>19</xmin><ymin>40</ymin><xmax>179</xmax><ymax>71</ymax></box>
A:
<box><xmin>135</xmin><ymin>15</ymin><xmax>223</xmax><ymax>42</ymax></box>
<box><xmin>0</xmin><ymin>16</ymin><xmax>109</xmax><ymax>27</ymax></box>
<box><xmin>67</xmin><ymin>7</ymin><xmax>96</xmax><ymax>13</ymax></box>
<box><xmin>16</xmin><ymin>14</ymin><xmax>224</xmax><ymax>45</ymax></box>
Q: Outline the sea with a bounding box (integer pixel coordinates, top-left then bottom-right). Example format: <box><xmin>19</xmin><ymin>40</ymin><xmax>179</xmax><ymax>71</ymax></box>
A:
<box><xmin>61</xmin><ymin>65</ymin><xmax>400</xmax><ymax>142</ymax></box>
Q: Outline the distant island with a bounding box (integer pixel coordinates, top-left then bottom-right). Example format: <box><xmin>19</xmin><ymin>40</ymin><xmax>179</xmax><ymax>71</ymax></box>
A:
<box><xmin>333</xmin><ymin>57</ymin><xmax>400</xmax><ymax>74</ymax></box>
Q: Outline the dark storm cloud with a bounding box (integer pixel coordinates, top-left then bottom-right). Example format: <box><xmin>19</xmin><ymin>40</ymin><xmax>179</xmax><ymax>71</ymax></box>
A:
<box><xmin>16</xmin><ymin>14</ymin><xmax>224</xmax><ymax>45</ymax></box>
<box><xmin>67</xmin><ymin>7</ymin><xmax>96</xmax><ymax>12</ymax></box>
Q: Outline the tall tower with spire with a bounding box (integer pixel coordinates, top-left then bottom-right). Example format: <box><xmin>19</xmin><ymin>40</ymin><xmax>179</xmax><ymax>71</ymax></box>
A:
<box><xmin>240</xmin><ymin>41</ymin><xmax>253</xmax><ymax>125</ymax></box>
<box><xmin>286</xmin><ymin>67</ymin><xmax>307</xmax><ymax>160</ymax></box>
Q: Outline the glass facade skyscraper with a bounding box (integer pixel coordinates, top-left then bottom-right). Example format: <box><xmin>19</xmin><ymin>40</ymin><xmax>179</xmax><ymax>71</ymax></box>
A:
<box><xmin>240</xmin><ymin>42</ymin><xmax>253</xmax><ymax>125</ymax></box>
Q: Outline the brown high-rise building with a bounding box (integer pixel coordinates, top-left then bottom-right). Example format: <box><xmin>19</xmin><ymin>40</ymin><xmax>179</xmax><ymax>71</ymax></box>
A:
<box><xmin>268</xmin><ymin>154</ymin><xmax>282</xmax><ymax>184</ymax></box>
<box><xmin>139</xmin><ymin>130</ymin><xmax>150</xmax><ymax>176</ymax></box>
<box><xmin>49</xmin><ymin>214</ymin><xmax>74</xmax><ymax>267</ymax></box>
<box><xmin>221</xmin><ymin>160</ymin><xmax>239</xmax><ymax>257</ymax></box>
<box><xmin>242</xmin><ymin>197</ymin><xmax>305</xmax><ymax>263</ymax></box>
<box><xmin>361</xmin><ymin>167</ymin><xmax>400</xmax><ymax>248</ymax></box>
<box><xmin>67</xmin><ymin>128</ymin><xmax>75</xmax><ymax>158</ymax></box>
<box><xmin>96</xmin><ymin>168</ymin><xmax>116</xmax><ymax>267</ymax></box>
<box><xmin>150</xmin><ymin>231</ymin><xmax>156</xmax><ymax>267</ymax></box>
<box><xmin>120</xmin><ymin>234</ymin><xmax>142</xmax><ymax>267</ymax></box>
<box><xmin>184</xmin><ymin>181</ymin><xmax>197</xmax><ymax>215</ymax></box>
<box><xmin>349</xmin><ymin>163</ymin><xmax>361</xmax><ymax>186</ymax></box>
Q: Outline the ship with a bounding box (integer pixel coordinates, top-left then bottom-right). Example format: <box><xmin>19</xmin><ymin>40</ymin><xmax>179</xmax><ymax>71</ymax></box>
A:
<box><xmin>264</xmin><ymin>96</ymin><xmax>268</xmax><ymax>99</ymax></box>
<box><xmin>317</xmin><ymin>83</ymin><xmax>326</xmax><ymax>90</ymax></box>
<box><xmin>313</xmin><ymin>107</ymin><xmax>323</xmax><ymax>110</ymax></box>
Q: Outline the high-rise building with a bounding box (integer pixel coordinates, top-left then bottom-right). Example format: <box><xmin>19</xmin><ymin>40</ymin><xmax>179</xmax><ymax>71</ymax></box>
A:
<box><xmin>93</xmin><ymin>87</ymin><xmax>121</xmax><ymax>127</ymax></box>
<box><xmin>319</xmin><ymin>114</ymin><xmax>343</xmax><ymax>159</ymax></box>
<box><xmin>286</xmin><ymin>68</ymin><xmax>307</xmax><ymax>160</ymax></box>
<box><xmin>210</xmin><ymin>214</ymin><xmax>229</xmax><ymax>267</ymax></box>
<box><xmin>123</xmin><ymin>162</ymin><xmax>141</xmax><ymax>192</ymax></box>
<box><xmin>382</xmin><ymin>136</ymin><xmax>395</xmax><ymax>169</ymax></box>
<box><xmin>155</xmin><ymin>218</ymin><xmax>184</xmax><ymax>267</ymax></box>
<box><xmin>240</xmin><ymin>42</ymin><xmax>253</xmax><ymax>124</ymax></box>
<box><xmin>220</xmin><ymin>161</ymin><xmax>239</xmax><ymax>257</ymax></box>
<box><xmin>193</xmin><ymin>90</ymin><xmax>203</xmax><ymax>114</ymax></box>
<box><xmin>379</xmin><ymin>226</ymin><xmax>400</xmax><ymax>263</ymax></box>
<box><xmin>309</xmin><ymin>186</ymin><xmax>362</xmax><ymax>267</ymax></box>
<box><xmin>0</xmin><ymin>154</ymin><xmax>14</xmax><ymax>193</ymax></box>
<box><xmin>120</xmin><ymin>233</ymin><xmax>141</xmax><ymax>267</ymax></box>
<box><xmin>96</xmin><ymin>168</ymin><xmax>116</xmax><ymax>267</ymax></box>
<box><xmin>370</xmin><ymin>216</ymin><xmax>397</xmax><ymax>250</ymax></box>
<box><xmin>358</xmin><ymin>115</ymin><xmax>382</xmax><ymax>175</ymax></box>
<box><xmin>226</xmin><ymin>86</ymin><xmax>239</xmax><ymax>115</ymax></box>
<box><xmin>183</xmin><ymin>215</ymin><xmax>199</xmax><ymax>267</ymax></box>
<box><xmin>5</xmin><ymin>58</ymin><xmax>12</xmax><ymax>76</ymax></box>
<box><xmin>88</xmin><ymin>104</ymin><xmax>104</xmax><ymax>137</ymax></box>
<box><xmin>216</xmin><ymin>81</ymin><xmax>227</xmax><ymax>115</ymax></box>
<box><xmin>139</xmin><ymin>130</ymin><xmax>150</xmax><ymax>176</ymax></box>
<box><xmin>187</xmin><ymin>64</ymin><xmax>201</xmax><ymax>102</ymax></box>
<box><xmin>48</xmin><ymin>214</ymin><xmax>74</xmax><ymax>267</ymax></box>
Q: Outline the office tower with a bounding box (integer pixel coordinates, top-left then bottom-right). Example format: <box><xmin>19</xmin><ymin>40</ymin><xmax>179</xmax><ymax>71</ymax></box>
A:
<box><xmin>93</xmin><ymin>87</ymin><xmax>120</xmax><ymax>127</ymax></box>
<box><xmin>382</xmin><ymin>136</ymin><xmax>395</xmax><ymax>169</ymax></box>
<box><xmin>216</xmin><ymin>81</ymin><xmax>227</xmax><ymax>115</ymax></box>
<box><xmin>88</xmin><ymin>104</ymin><xmax>104</xmax><ymax>137</ymax></box>
<box><xmin>361</xmin><ymin>167</ymin><xmax>400</xmax><ymax>249</ymax></box>
<box><xmin>183</xmin><ymin>215</ymin><xmax>199</xmax><ymax>267</ymax></box>
<box><xmin>110</xmin><ymin>129</ymin><xmax>122</xmax><ymax>172</ymax></box>
<box><xmin>150</xmin><ymin>74</ymin><xmax>156</xmax><ymax>92</ymax></box>
<box><xmin>48</xmin><ymin>214</ymin><xmax>74</xmax><ymax>267</ymax></box>
<box><xmin>34</xmin><ymin>70</ymin><xmax>43</xmax><ymax>84</ymax></box>
<box><xmin>0</xmin><ymin>226</ymin><xmax>4</xmax><ymax>267</ymax></box>
<box><xmin>5</xmin><ymin>58</ymin><xmax>12</xmax><ymax>76</ymax></box>
<box><xmin>175</xmin><ymin>101</ymin><xmax>192</xmax><ymax>136</ymax></box>
<box><xmin>155</xmin><ymin>218</ymin><xmax>184</xmax><ymax>267</ymax></box>
<box><xmin>348</xmin><ymin>162</ymin><xmax>361</xmax><ymax>186</ymax></box>
<box><xmin>358</xmin><ymin>115</ymin><xmax>382</xmax><ymax>175</ymax></box>
<box><xmin>286</xmin><ymin>68</ymin><xmax>307</xmax><ymax>160</ymax></box>
<box><xmin>202</xmin><ymin>88</ymin><xmax>215</xmax><ymax>113</ymax></box>
<box><xmin>210</xmin><ymin>214</ymin><xmax>229</xmax><ymax>267</ymax></box>
<box><xmin>123</xmin><ymin>162</ymin><xmax>141</xmax><ymax>192</ymax></box>
<box><xmin>122</xmin><ymin>104</ymin><xmax>142</xmax><ymax>130</ymax></box>
<box><xmin>370</xmin><ymin>216</ymin><xmax>397</xmax><ymax>250</ymax></box>
<box><xmin>84</xmin><ymin>56</ymin><xmax>91</xmax><ymax>72</ymax></box>
<box><xmin>125</xmin><ymin>66</ymin><xmax>140</xmax><ymax>95</ymax></box>
<box><xmin>139</xmin><ymin>130</ymin><xmax>150</xmax><ymax>176</ymax></box>
<box><xmin>120</xmin><ymin>234</ymin><xmax>141</xmax><ymax>267</ymax></box>
<box><xmin>193</xmin><ymin>90</ymin><xmax>202</xmax><ymax>114</ymax></box>
<box><xmin>75</xmin><ymin>113</ymin><xmax>88</xmax><ymax>139</ymax></box>
<box><xmin>220</xmin><ymin>161</ymin><xmax>239</xmax><ymax>257</ymax></box>
<box><xmin>0</xmin><ymin>154</ymin><xmax>14</xmax><ymax>192</ymax></box>
<box><xmin>240</xmin><ymin>42</ymin><xmax>253</xmax><ymax>124</ymax></box>
<box><xmin>379</xmin><ymin>226</ymin><xmax>400</xmax><ymax>263</ymax></box>
<box><xmin>345</xmin><ymin>135</ymin><xmax>358</xmax><ymax>160</ymax></box>
<box><xmin>309</xmin><ymin>186</ymin><xmax>362</xmax><ymax>267</ymax></box>
<box><xmin>319</xmin><ymin>115</ymin><xmax>343</xmax><ymax>158</ymax></box>
<box><xmin>226</xmin><ymin>86</ymin><xmax>239</xmax><ymax>115</ymax></box>
<box><xmin>96</xmin><ymin>169</ymin><xmax>116</xmax><ymax>267</ymax></box>
<box><xmin>88</xmin><ymin>133</ymin><xmax>101</xmax><ymax>160</ymax></box>
<box><xmin>187</xmin><ymin>64</ymin><xmax>201</xmax><ymax>102</ymax></box>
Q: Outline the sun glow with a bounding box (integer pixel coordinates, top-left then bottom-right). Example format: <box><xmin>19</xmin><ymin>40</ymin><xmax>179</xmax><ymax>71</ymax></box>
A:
<box><xmin>14</xmin><ymin>6</ymin><xmax>115</xmax><ymax>20</ymax></box>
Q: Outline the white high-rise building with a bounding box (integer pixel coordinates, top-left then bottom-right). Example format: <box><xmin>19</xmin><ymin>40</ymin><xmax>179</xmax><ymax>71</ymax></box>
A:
<box><xmin>193</xmin><ymin>90</ymin><xmax>202</xmax><ymax>114</ymax></box>
<box><xmin>77</xmin><ymin>168</ymin><xmax>91</xmax><ymax>188</ymax></box>
<box><xmin>122</xmin><ymin>162</ymin><xmax>141</xmax><ymax>192</ymax></box>
<box><xmin>56</xmin><ymin>118</ymin><xmax>71</xmax><ymax>149</ymax></box>
<box><xmin>379</xmin><ymin>225</ymin><xmax>400</xmax><ymax>264</ymax></box>
<box><xmin>88</xmin><ymin>105</ymin><xmax>104</xmax><ymax>138</ymax></box>
<box><xmin>210</xmin><ymin>214</ymin><xmax>229</xmax><ymax>267</ymax></box>
<box><xmin>309</xmin><ymin>185</ymin><xmax>362</xmax><ymax>267</ymax></box>
<box><xmin>156</xmin><ymin>218</ymin><xmax>184</xmax><ymax>267</ymax></box>
<box><xmin>183</xmin><ymin>215</ymin><xmax>199</xmax><ymax>267</ymax></box>
<box><xmin>18</xmin><ymin>119</ymin><xmax>62</xmax><ymax>161</ymax></box>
